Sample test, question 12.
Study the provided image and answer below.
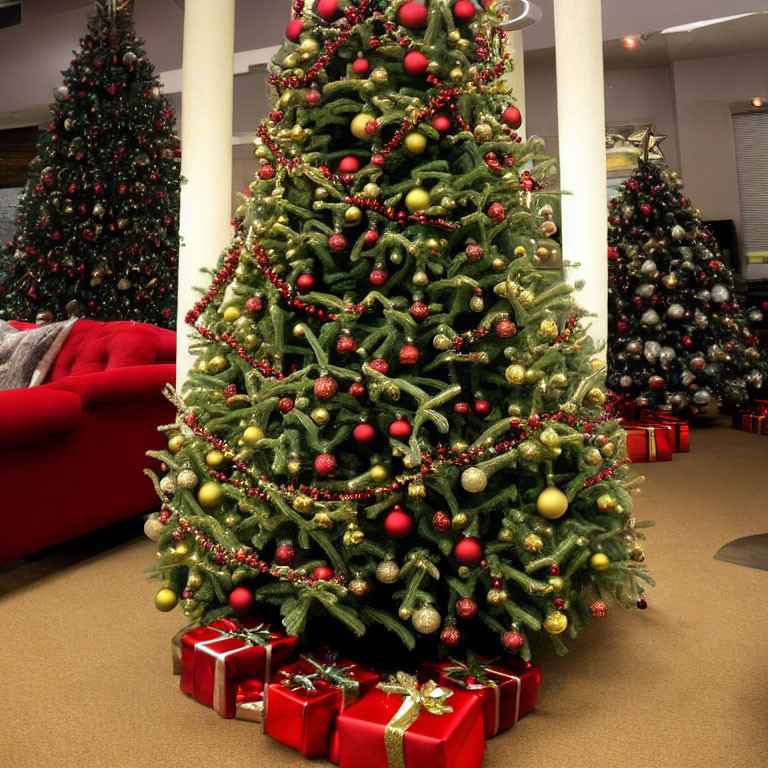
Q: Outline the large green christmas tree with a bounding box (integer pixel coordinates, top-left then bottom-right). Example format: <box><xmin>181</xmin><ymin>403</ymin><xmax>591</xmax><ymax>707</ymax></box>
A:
<box><xmin>607</xmin><ymin>133</ymin><xmax>766</xmax><ymax>414</ymax></box>
<box><xmin>146</xmin><ymin>0</ymin><xmax>651</xmax><ymax>663</ymax></box>
<box><xmin>0</xmin><ymin>0</ymin><xmax>180</xmax><ymax>328</ymax></box>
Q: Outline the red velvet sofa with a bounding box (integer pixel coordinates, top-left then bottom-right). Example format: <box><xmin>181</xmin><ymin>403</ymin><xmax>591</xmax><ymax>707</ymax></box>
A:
<box><xmin>0</xmin><ymin>319</ymin><xmax>176</xmax><ymax>565</ymax></box>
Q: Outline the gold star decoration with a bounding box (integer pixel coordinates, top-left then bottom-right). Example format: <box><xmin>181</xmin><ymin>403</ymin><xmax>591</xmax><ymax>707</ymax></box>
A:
<box><xmin>627</xmin><ymin>127</ymin><xmax>668</xmax><ymax>163</ymax></box>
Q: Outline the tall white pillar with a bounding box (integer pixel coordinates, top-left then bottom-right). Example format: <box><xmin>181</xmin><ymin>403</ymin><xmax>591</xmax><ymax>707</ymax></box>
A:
<box><xmin>176</xmin><ymin>0</ymin><xmax>236</xmax><ymax>388</ymax></box>
<box><xmin>553</xmin><ymin>0</ymin><xmax>607</xmax><ymax>353</ymax></box>
<box><xmin>504</xmin><ymin>29</ymin><xmax>526</xmax><ymax>139</ymax></box>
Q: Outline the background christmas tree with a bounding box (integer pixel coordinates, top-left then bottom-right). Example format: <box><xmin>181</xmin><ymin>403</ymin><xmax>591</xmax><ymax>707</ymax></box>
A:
<box><xmin>146</xmin><ymin>0</ymin><xmax>651</xmax><ymax>664</ymax></box>
<box><xmin>607</xmin><ymin>131</ymin><xmax>766</xmax><ymax>414</ymax></box>
<box><xmin>0</xmin><ymin>0</ymin><xmax>180</xmax><ymax>328</ymax></box>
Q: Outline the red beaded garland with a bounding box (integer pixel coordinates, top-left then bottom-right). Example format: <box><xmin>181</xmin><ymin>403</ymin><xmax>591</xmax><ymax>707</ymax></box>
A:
<box><xmin>454</xmin><ymin>537</ymin><xmax>484</xmax><ymax>567</ymax></box>
<box><xmin>384</xmin><ymin>506</ymin><xmax>413</xmax><ymax>540</ymax></box>
<box><xmin>403</xmin><ymin>51</ymin><xmax>429</xmax><ymax>76</ymax></box>
<box><xmin>314</xmin><ymin>376</ymin><xmax>338</xmax><ymax>400</ymax></box>
<box><xmin>314</xmin><ymin>453</ymin><xmax>337</xmax><ymax>476</ymax></box>
<box><xmin>389</xmin><ymin>419</ymin><xmax>412</xmax><ymax>439</ymax></box>
<box><xmin>501</xmin><ymin>631</ymin><xmax>524</xmax><ymax>653</ymax></box>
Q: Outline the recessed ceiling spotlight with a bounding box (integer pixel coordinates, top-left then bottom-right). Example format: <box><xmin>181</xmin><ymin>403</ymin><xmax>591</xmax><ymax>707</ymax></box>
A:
<box><xmin>750</xmin><ymin>97</ymin><xmax>764</xmax><ymax>109</ymax></box>
<box><xmin>621</xmin><ymin>35</ymin><xmax>641</xmax><ymax>50</ymax></box>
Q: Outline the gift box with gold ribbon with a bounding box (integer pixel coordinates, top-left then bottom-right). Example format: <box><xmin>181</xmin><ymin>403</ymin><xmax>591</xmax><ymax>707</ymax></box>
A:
<box><xmin>336</xmin><ymin>673</ymin><xmax>485</xmax><ymax>768</ymax></box>
<box><xmin>636</xmin><ymin>410</ymin><xmax>690</xmax><ymax>452</ymax></box>
<box><xmin>179</xmin><ymin>620</ymin><xmax>298</xmax><ymax>718</ymax></box>
<box><xmin>734</xmin><ymin>400</ymin><xmax>768</xmax><ymax>435</ymax></box>
<box><xmin>419</xmin><ymin>657</ymin><xmax>541</xmax><ymax>739</ymax></box>
<box><xmin>264</xmin><ymin>651</ymin><xmax>380</xmax><ymax>759</ymax></box>
<box><xmin>623</xmin><ymin>423</ymin><xmax>673</xmax><ymax>462</ymax></box>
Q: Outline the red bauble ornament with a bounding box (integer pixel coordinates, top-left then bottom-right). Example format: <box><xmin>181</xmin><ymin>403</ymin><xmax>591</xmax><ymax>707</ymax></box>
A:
<box><xmin>315</xmin><ymin>0</ymin><xmax>341</xmax><ymax>21</ymax></box>
<box><xmin>432</xmin><ymin>115</ymin><xmax>451</xmax><ymax>132</ymax></box>
<box><xmin>371</xmin><ymin>154</ymin><xmax>386</xmax><ymax>166</ymax></box>
<box><xmin>409</xmin><ymin>301</ymin><xmax>429</xmax><ymax>321</ymax></box>
<box><xmin>307</xmin><ymin>89</ymin><xmax>323</xmax><ymax>106</ymax></box>
<box><xmin>502</xmin><ymin>106</ymin><xmax>522</xmax><ymax>130</ymax></box>
<box><xmin>352</xmin><ymin>58</ymin><xmax>370</xmax><ymax>75</ymax></box>
<box><xmin>369</xmin><ymin>268</ymin><xmax>388</xmax><ymax>286</ymax></box>
<box><xmin>228</xmin><ymin>586</ymin><xmax>253</xmax><ymax>613</ymax></box>
<box><xmin>548</xmin><ymin>564</ymin><xmax>561</xmax><ymax>576</ymax></box>
<box><xmin>275</xmin><ymin>543</ymin><xmax>295</xmax><ymax>566</ymax></box>
<box><xmin>278</xmin><ymin>397</ymin><xmax>295</xmax><ymax>414</ymax></box>
<box><xmin>338</xmin><ymin>156</ymin><xmax>361</xmax><ymax>174</ymax></box>
<box><xmin>465</xmin><ymin>243</ymin><xmax>484</xmax><ymax>261</ymax></box>
<box><xmin>364</xmin><ymin>230</ymin><xmax>379</xmax><ymax>246</ymax></box>
<box><xmin>336</xmin><ymin>335</ymin><xmax>357</xmax><ymax>354</ymax></box>
<box><xmin>455</xmin><ymin>597</ymin><xmax>478</xmax><ymax>619</ymax></box>
<box><xmin>453</xmin><ymin>0</ymin><xmax>476</xmax><ymax>21</ymax></box>
<box><xmin>640</xmin><ymin>203</ymin><xmax>652</xmax><ymax>217</ymax></box>
<box><xmin>682</xmin><ymin>335</ymin><xmax>693</xmax><ymax>348</ymax></box>
<box><xmin>313</xmin><ymin>566</ymin><xmax>334</xmax><ymax>581</ymax></box>
<box><xmin>590</xmin><ymin>600</ymin><xmax>608</xmax><ymax>618</ymax></box>
<box><xmin>553</xmin><ymin>598</ymin><xmax>565</xmax><ymax>609</ymax></box>
<box><xmin>440</xmin><ymin>624</ymin><xmax>461</xmax><ymax>648</ymax></box>
<box><xmin>353</xmin><ymin>423</ymin><xmax>376</xmax><ymax>445</ymax></box>
<box><xmin>487</xmin><ymin>202</ymin><xmax>506</xmax><ymax>221</ymax></box>
<box><xmin>286</xmin><ymin>19</ymin><xmax>303</xmax><ymax>42</ymax></box>
<box><xmin>296</xmin><ymin>273</ymin><xmax>315</xmax><ymax>293</ymax></box>
<box><xmin>329</xmin><ymin>233</ymin><xmax>348</xmax><ymax>252</ymax></box>
<box><xmin>245</xmin><ymin>296</ymin><xmax>262</xmax><ymax>313</ymax></box>
<box><xmin>495</xmin><ymin>320</ymin><xmax>516</xmax><ymax>338</ymax></box>
<box><xmin>454</xmin><ymin>537</ymin><xmax>483</xmax><ymax>567</ymax></box>
<box><xmin>473</xmin><ymin>399</ymin><xmax>491</xmax><ymax>416</ymax></box>
<box><xmin>349</xmin><ymin>382</ymin><xmax>365</xmax><ymax>397</ymax></box>
<box><xmin>398</xmin><ymin>1</ymin><xmax>429</xmax><ymax>29</ymax></box>
<box><xmin>636</xmin><ymin>598</ymin><xmax>648</xmax><ymax>610</ymax></box>
<box><xmin>314</xmin><ymin>453</ymin><xmax>337</xmax><ymax>476</ymax></box>
<box><xmin>432</xmin><ymin>510</ymin><xmax>451</xmax><ymax>533</ymax></box>
<box><xmin>403</xmin><ymin>51</ymin><xmax>429</xmax><ymax>76</ymax></box>
<box><xmin>384</xmin><ymin>506</ymin><xmax>413</xmax><ymax>540</ymax></box>
<box><xmin>314</xmin><ymin>376</ymin><xmax>338</xmax><ymax>400</ymax></box>
<box><xmin>399</xmin><ymin>345</ymin><xmax>420</xmax><ymax>365</ymax></box>
<box><xmin>502</xmin><ymin>631</ymin><xmax>524</xmax><ymax>653</ymax></box>
<box><xmin>454</xmin><ymin>402</ymin><xmax>470</xmax><ymax>415</ymax></box>
<box><xmin>370</xmin><ymin>358</ymin><xmax>390</xmax><ymax>375</ymax></box>
<box><xmin>389</xmin><ymin>419</ymin><xmax>412</xmax><ymax>440</ymax></box>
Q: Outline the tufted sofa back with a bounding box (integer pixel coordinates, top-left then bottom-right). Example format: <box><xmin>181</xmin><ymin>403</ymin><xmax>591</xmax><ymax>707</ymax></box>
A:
<box><xmin>10</xmin><ymin>319</ymin><xmax>176</xmax><ymax>381</ymax></box>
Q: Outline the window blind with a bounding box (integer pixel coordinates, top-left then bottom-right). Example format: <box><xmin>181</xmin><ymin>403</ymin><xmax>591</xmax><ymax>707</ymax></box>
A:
<box><xmin>732</xmin><ymin>112</ymin><xmax>768</xmax><ymax>261</ymax></box>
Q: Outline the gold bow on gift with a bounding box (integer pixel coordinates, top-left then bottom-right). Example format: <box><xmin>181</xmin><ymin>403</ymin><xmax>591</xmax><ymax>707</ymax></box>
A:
<box><xmin>281</xmin><ymin>653</ymin><xmax>361</xmax><ymax>706</ymax></box>
<box><xmin>224</xmin><ymin>624</ymin><xmax>273</xmax><ymax>646</ymax></box>
<box><xmin>377</xmin><ymin>673</ymin><xmax>453</xmax><ymax>768</ymax></box>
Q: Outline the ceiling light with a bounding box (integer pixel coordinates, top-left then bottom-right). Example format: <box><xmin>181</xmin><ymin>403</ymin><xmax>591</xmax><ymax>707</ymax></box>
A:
<box><xmin>751</xmin><ymin>98</ymin><xmax>764</xmax><ymax>109</ymax></box>
<box><xmin>660</xmin><ymin>13</ymin><xmax>759</xmax><ymax>35</ymax></box>
<box><xmin>621</xmin><ymin>35</ymin><xmax>641</xmax><ymax>50</ymax></box>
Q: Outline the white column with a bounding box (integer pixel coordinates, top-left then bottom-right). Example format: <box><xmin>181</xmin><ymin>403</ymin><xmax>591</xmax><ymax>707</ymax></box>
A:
<box><xmin>176</xmin><ymin>0</ymin><xmax>236</xmax><ymax>388</ymax></box>
<box><xmin>504</xmin><ymin>29</ymin><xmax>526</xmax><ymax>139</ymax></box>
<box><xmin>553</xmin><ymin>0</ymin><xmax>607</xmax><ymax>354</ymax></box>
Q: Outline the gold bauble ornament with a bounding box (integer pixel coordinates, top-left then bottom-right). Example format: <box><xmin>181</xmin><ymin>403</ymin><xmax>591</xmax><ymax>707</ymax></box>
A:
<box><xmin>586</xmin><ymin>387</ymin><xmax>606</xmax><ymax>405</ymax></box>
<box><xmin>498</xmin><ymin>528</ymin><xmax>514</xmax><ymax>542</ymax></box>
<box><xmin>242</xmin><ymin>334</ymin><xmax>258</xmax><ymax>350</ymax></box>
<box><xmin>433</xmin><ymin>334</ymin><xmax>451</xmax><ymax>351</ymax></box>
<box><xmin>370</xmin><ymin>67</ymin><xmax>389</xmax><ymax>84</ymax></box>
<box><xmin>194</xmin><ymin>360</ymin><xmax>208</xmax><ymax>373</ymax></box>
<box><xmin>544</xmin><ymin>612</ymin><xmax>568</xmax><ymax>634</ymax></box>
<box><xmin>159</xmin><ymin>476</ymin><xmax>176</xmax><ymax>495</ymax></box>
<box><xmin>550</xmin><ymin>373</ymin><xmax>569</xmax><ymax>389</ymax></box>
<box><xmin>143</xmin><ymin>516</ymin><xmax>164</xmax><ymax>542</ymax></box>
<box><xmin>187</xmin><ymin>571</ymin><xmax>203</xmax><ymax>590</ymax></box>
<box><xmin>311</xmin><ymin>407</ymin><xmax>330</xmax><ymax>425</ymax></box>
<box><xmin>473</xmin><ymin>123</ymin><xmax>493</xmax><ymax>143</ymax></box>
<box><xmin>461</xmin><ymin>467</ymin><xmax>487</xmax><ymax>493</ymax></box>
<box><xmin>208</xmin><ymin>355</ymin><xmax>228</xmax><ymax>373</ymax></box>
<box><xmin>376</xmin><ymin>560</ymin><xmax>400</xmax><ymax>584</ymax></box>
<box><xmin>630</xmin><ymin>544</ymin><xmax>645</xmax><ymax>562</ymax></box>
<box><xmin>167</xmin><ymin>434</ymin><xmax>185</xmax><ymax>453</ymax></box>
<box><xmin>177</xmin><ymin>469</ymin><xmax>198</xmax><ymax>489</ymax></box>
<box><xmin>287</xmin><ymin>459</ymin><xmax>301</xmax><ymax>475</ymax></box>
<box><xmin>242</xmin><ymin>426</ymin><xmax>264</xmax><ymax>445</ymax></box>
<box><xmin>518</xmin><ymin>289</ymin><xmax>535</xmax><ymax>308</ymax></box>
<box><xmin>405</xmin><ymin>133</ymin><xmax>428</xmax><ymax>154</ymax></box>
<box><xmin>345</xmin><ymin>205</ymin><xmax>363</xmax><ymax>222</ymax></box>
<box><xmin>539</xmin><ymin>319</ymin><xmax>558</xmax><ymax>339</ymax></box>
<box><xmin>293</xmin><ymin>324</ymin><xmax>306</xmax><ymax>338</ymax></box>
<box><xmin>314</xmin><ymin>512</ymin><xmax>333</xmax><ymax>529</ymax></box>
<box><xmin>293</xmin><ymin>495</ymin><xmax>313</xmax><ymax>513</ymax></box>
<box><xmin>492</xmin><ymin>257</ymin><xmax>507</xmax><ymax>272</ymax></box>
<box><xmin>449</xmin><ymin>67</ymin><xmax>463</xmax><ymax>81</ymax></box>
<box><xmin>408</xmin><ymin>483</ymin><xmax>426</xmax><ymax>500</ymax></box>
<box><xmin>524</xmin><ymin>534</ymin><xmax>544</xmax><ymax>553</ymax></box>
<box><xmin>205</xmin><ymin>450</ymin><xmax>225</xmax><ymax>468</ymax></box>
<box><xmin>539</xmin><ymin>428</ymin><xmax>561</xmax><ymax>448</ymax></box>
<box><xmin>198</xmin><ymin>481</ymin><xmax>223</xmax><ymax>509</ymax></box>
<box><xmin>452</xmin><ymin>442</ymin><xmax>468</xmax><ymax>453</ymax></box>
<box><xmin>343</xmin><ymin>525</ymin><xmax>365</xmax><ymax>547</ymax></box>
<box><xmin>597</xmin><ymin>494</ymin><xmax>617</xmax><ymax>513</ymax></box>
<box><xmin>300</xmin><ymin>37</ymin><xmax>319</xmax><ymax>54</ymax></box>
<box><xmin>548</xmin><ymin>576</ymin><xmax>564</xmax><ymax>591</ymax></box>
<box><xmin>518</xmin><ymin>441</ymin><xmax>540</xmax><ymax>461</ymax></box>
<box><xmin>370</xmin><ymin>465</ymin><xmax>389</xmax><ymax>483</ymax></box>
<box><xmin>171</xmin><ymin>543</ymin><xmax>188</xmax><ymax>557</ymax></box>
<box><xmin>283</xmin><ymin>52</ymin><xmax>300</xmax><ymax>68</ymax></box>
<box><xmin>505</xmin><ymin>364</ymin><xmax>526</xmax><ymax>386</ymax></box>
<box><xmin>413</xmin><ymin>271</ymin><xmax>429</xmax><ymax>287</ymax></box>
<box><xmin>348</xmin><ymin>577</ymin><xmax>369</xmax><ymax>597</ymax></box>
<box><xmin>536</xmin><ymin>487</ymin><xmax>568</xmax><ymax>520</ymax></box>
<box><xmin>601</xmin><ymin>442</ymin><xmax>615</xmax><ymax>458</ymax></box>
<box><xmin>405</xmin><ymin>187</ymin><xmax>430</xmax><ymax>212</ymax></box>
<box><xmin>412</xmin><ymin>605</ymin><xmax>441</xmax><ymax>634</ymax></box>
<box><xmin>399</xmin><ymin>606</ymin><xmax>413</xmax><ymax>620</ymax></box>
<box><xmin>154</xmin><ymin>587</ymin><xmax>178</xmax><ymax>612</ymax></box>
<box><xmin>487</xmin><ymin>588</ymin><xmax>508</xmax><ymax>605</ymax></box>
<box><xmin>223</xmin><ymin>306</ymin><xmax>240</xmax><ymax>322</ymax></box>
<box><xmin>589</xmin><ymin>552</ymin><xmax>611</xmax><ymax>572</ymax></box>
<box><xmin>351</xmin><ymin>113</ymin><xmax>376</xmax><ymax>141</ymax></box>
<box><xmin>451</xmin><ymin>512</ymin><xmax>468</xmax><ymax>531</ymax></box>
<box><xmin>290</xmin><ymin>124</ymin><xmax>308</xmax><ymax>142</ymax></box>
<box><xmin>362</xmin><ymin>183</ymin><xmax>381</xmax><ymax>199</ymax></box>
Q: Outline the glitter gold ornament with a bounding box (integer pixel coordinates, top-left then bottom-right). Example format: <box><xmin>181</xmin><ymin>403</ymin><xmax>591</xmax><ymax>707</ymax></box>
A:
<box><xmin>498</xmin><ymin>528</ymin><xmax>514</xmax><ymax>542</ymax></box>
<box><xmin>451</xmin><ymin>512</ymin><xmax>468</xmax><ymax>531</ymax></box>
<box><xmin>505</xmin><ymin>364</ymin><xmax>525</xmax><ymax>386</ymax></box>
<box><xmin>370</xmin><ymin>66</ymin><xmax>389</xmax><ymax>84</ymax></box>
<box><xmin>293</xmin><ymin>495</ymin><xmax>313</xmax><ymax>513</ymax></box>
<box><xmin>536</xmin><ymin>487</ymin><xmax>568</xmax><ymax>520</ymax></box>
<box><xmin>597</xmin><ymin>494</ymin><xmax>617</xmax><ymax>513</ymax></box>
<box><xmin>177</xmin><ymin>469</ymin><xmax>198</xmax><ymax>489</ymax></box>
<box><xmin>197</xmin><ymin>481</ymin><xmax>223</xmax><ymax>509</ymax></box>
<box><xmin>242</xmin><ymin>426</ymin><xmax>264</xmax><ymax>445</ymax></box>
<box><xmin>583</xmin><ymin>447</ymin><xmax>603</xmax><ymax>465</ymax></box>
<box><xmin>492</xmin><ymin>257</ymin><xmax>507</xmax><ymax>272</ymax></box>
<box><xmin>287</xmin><ymin>459</ymin><xmax>301</xmax><ymax>475</ymax></box>
<box><xmin>473</xmin><ymin>123</ymin><xmax>493</xmax><ymax>143</ymax></box>
<box><xmin>539</xmin><ymin>428</ymin><xmax>561</xmax><ymax>448</ymax></box>
<box><xmin>550</xmin><ymin>373</ymin><xmax>569</xmax><ymax>389</ymax></box>
<box><xmin>376</xmin><ymin>560</ymin><xmax>400</xmax><ymax>584</ymax></box>
<box><xmin>518</xmin><ymin>289</ymin><xmax>535</xmax><ymax>308</ymax></box>
<box><xmin>348</xmin><ymin>577</ymin><xmax>369</xmax><ymax>597</ymax></box>
<box><xmin>314</xmin><ymin>512</ymin><xmax>333</xmax><ymax>529</ymax></box>
<box><xmin>589</xmin><ymin>552</ymin><xmax>611</xmax><ymax>571</ymax></box>
<box><xmin>433</xmin><ymin>334</ymin><xmax>451</xmax><ymax>350</ymax></box>
<box><xmin>143</xmin><ymin>516</ymin><xmax>164</xmax><ymax>542</ymax></box>
<box><xmin>413</xmin><ymin>270</ymin><xmax>429</xmax><ymax>287</ymax></box>
<box><xmin>187</xmin><ymin>571</ymin><xmax>203</xmax><ymax>590</ymax></box>
<box><xmin>345</xmin><ymin>205</ymin><xmax>363</xmax><ymax>222</ymax></box>
<box><xmin>548</xmin><ymin>576</ymin><xmax>564</xmax><ymax>591</ymax></box>
<box><xmin>487</xmin><ymin>588</ymin><xmax>508</xmax><ymax>605</ymax></box>
<box><xmin>293</xmin><ymin>323</ymin><xmax>306</xmax><ymax>338</ymax></box>
<box><xmin>524</xmin><ymin>534</ymin><xmax>544</xmax><ymax>552</ymax></box>
<box><xmin>538</xmin><ymin>319</ymin><xmax>558</xmax><ymax>339</ymax></box>
<box><xmin>208</xmin><ymin>355</ymin><xmax>228</xmax><ymax>373</ymax></box>
<box><xmin>544</xmin><ymin>612</ymin><xmax>568</xmax><ymax>634</ymax></box>
<box><xmin>159</xmin><ymin>476</ymin><xmax>176</xmax><ymax>495</ymax></box>
<box><xmin>399</xmin><ymin>606</ymin><xmax>413</xmax><ymax>620</ymax></box>
<box><xmin>412</xmin><ymin>605</ymin><xmax>441</xmax><ymax>634</ymax></box>
<box><xmin>586</xmin><ymin>387</ymin><xmax>606</xmax><ymax>405</ymax></box>
<box><xmin>408</xmin><ymin>483</ymin><xmax>426</xmax><ymax>499</ymax></box>
<box><xmin>343</xmin><ymin>525</ymin><xmax>365</xmax><ymax>546</ymax></box>
<box><xmin>311</xmin><ymin>407</ymin><xmax>330</xmax><ymax>425</ymax></box>
<box><xmin>155</xmin><ymin>587</ymin><xmax>178</xmax><ymax>612</ymax></box>
<box><xmin>362</xmin><ymin>183</ymin><xmax>381</xmax><ymax>199</ymax></box>
<box><xmin>300</xmin><ymin>37</ymin><xmax>319</xmax><ymax>54</ymax></box>
<box><xmin>518</xmin><ymin>441</ymin><xmax>540</xmax><ymax>461</ymax></box>
<box><xmin>461</xmin><ymin>467</ymin><xmax>487</xmax><ymax>493</ymax></box>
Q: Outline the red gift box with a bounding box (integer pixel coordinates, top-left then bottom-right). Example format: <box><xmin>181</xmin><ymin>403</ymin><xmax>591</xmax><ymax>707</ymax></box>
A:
<box><xmin>172</xmin><ymin>624</ymin><xmax>196</xmax><ymax>675</ymax></box>
<box><xmin>734</xmin><ymin>401</ymin><xmax>768</xmax><ymax>435</ymax></box>
<box><xmin>419</xmin><ymin>658</ymin><xmax>541</xmax><ymax>738</ymax></box>
<box><xmin>637</xmin><ymin>410</ymin><xmax>690</xmax><ymax>452</ymax></box>
<box><xmin>265</xmin><ymin>652</ymin><xmax>380</xmax><ymax>759</ymax></box>
<box><xmin>235</xmin><ymin>679</ymin><xmax>266</xmax><ymax>722</ymax></box>
<box><xmin>180</xmin><ymin>620</ymin><xmax>297</xmax><ymax>718</ymax></box>
<box><xmin>336</xmin><ymin>674</ymin><xmax>485</xmax><ymax>768</ymax></box>
<box><xmin>623</xmin><ymin>423</ymin><xmax>673</xmax><ymax>462</ymax></box>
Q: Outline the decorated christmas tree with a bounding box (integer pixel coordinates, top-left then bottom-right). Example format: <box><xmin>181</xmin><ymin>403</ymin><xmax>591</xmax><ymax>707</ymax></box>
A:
<box><xmin>0</xmin><ymin>0</ymin><xmax>180</xmax><ymax>328</ymax></box>
<box><xmin>146</xmin><ymin>0</ymin><xmax>651</xmax><ymax>664</ymax></box>
<box><xmin>607</xmin><ymin>130</ymin><xmax>766</xmax><ymax>414</ymax></box>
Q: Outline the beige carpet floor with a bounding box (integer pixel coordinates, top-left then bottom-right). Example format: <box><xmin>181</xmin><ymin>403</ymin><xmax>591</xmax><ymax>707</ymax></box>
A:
<box><xmin>1</xmin><ymin>417</ymin><xmax>767</xmax><ymax>768</ymax></box>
